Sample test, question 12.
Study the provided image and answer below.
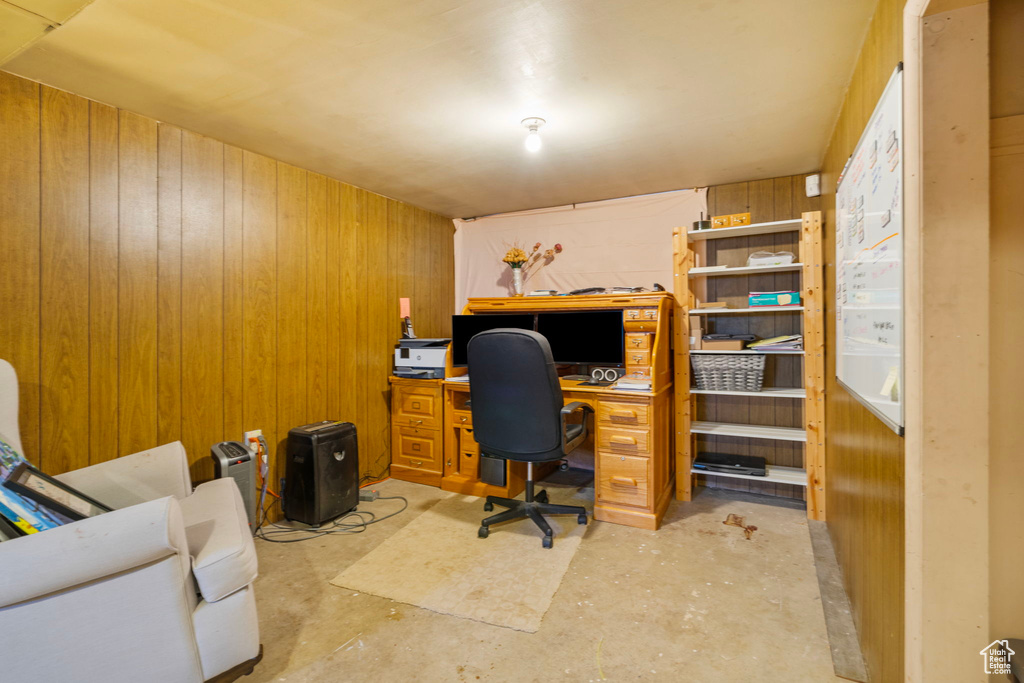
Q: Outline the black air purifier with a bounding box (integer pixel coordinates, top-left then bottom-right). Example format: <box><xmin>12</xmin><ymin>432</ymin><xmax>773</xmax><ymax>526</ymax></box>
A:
<box><xmin>283</xmin><ymin>421</ymin><xmax>359</xmax><ymax>526</ymax></box>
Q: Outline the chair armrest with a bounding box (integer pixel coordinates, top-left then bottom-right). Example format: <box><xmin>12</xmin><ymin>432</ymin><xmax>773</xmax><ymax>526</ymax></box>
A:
<box><xmin>0</xmin><ymin>496</ymin><xmax>190</xmax><ymax>608</ymax></box>
<box><xmin>560</xmin><ymin>402</ymin><xmax>594</xmax><ymax>453</ymax></box>
<box><xmin>54</xmin><ymin>441</ymin><xmax>192</xmax><ymax>508</ymax></box>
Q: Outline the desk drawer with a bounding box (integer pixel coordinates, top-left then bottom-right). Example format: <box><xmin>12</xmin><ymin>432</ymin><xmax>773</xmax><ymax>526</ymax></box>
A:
<box><xmin>597</xmin><ymin>401</ymin><xmax>651</xmax><ymax>426</ymax></box>
<box><xmin>625</xmin><ymin>350</ymin><xmax>650</xmax><ymax>367</ymax></box>
<box><xmin>597</xmin><ymin>425</ymin><xmax>651</xmax><ymax>454</ymax></box>
<box><xmin>393</xmin><ymin>385</ymin><xmax>441</xmax><ymax>429</ymax></box>
<box><xmin>452</xmin><ymin>410</ymin><xmax>473</xmax><ymax>428</ymax></box>
<box><xmin>625</xmin><ymin>333</ymin><xmax>651</xmax><ymax>350</ymax></box>
<box><xmin>598</xmin><ymin>452</ymin><xmax>651</xmax><ymax>509</ymax></box>
<box><xmin>392</xmin><ymin>426</ymin><xmax>442</xmax><ymax>472</ymax></box>
<box><xmin>460</xmin><ymin>427</ymin><xmax>480</xmax><ymax>455</ymax></box>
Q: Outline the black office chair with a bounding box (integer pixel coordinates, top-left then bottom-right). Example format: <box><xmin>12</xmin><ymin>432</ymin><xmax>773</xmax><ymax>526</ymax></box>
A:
<box><xmin>467</xmin><ymin>329</ymin><xmax>594</xmax><ymax>548</ymax></box>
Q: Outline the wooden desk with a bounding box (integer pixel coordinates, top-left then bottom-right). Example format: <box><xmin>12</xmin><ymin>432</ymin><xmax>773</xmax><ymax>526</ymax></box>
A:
<box><xmin>388</xmin><ymin>292</ymin><xmax>676</xmax><ymax>531</ymax></box>
<box><xmin>441</xmin><ymin>377</ymin><xmax>674</xmax><ymax>531</ymax></box>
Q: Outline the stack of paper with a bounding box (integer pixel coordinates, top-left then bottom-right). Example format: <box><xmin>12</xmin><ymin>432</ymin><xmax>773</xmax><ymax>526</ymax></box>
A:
<box><xmin>613</xmin><ymin>378</ymin><xmax>652</xmax><ymax>391</ymax></box>
<box><xmin>747</xmin><ymin>335</ymin><xmax>803</xmax><ymax>352</ymax></box>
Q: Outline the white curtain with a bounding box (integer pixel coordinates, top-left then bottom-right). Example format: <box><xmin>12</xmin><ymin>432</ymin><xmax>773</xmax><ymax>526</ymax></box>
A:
<box><xmin>453</xmin><ymin>189</ymin><xmax>706</xmax><ymax>310</ymax></box>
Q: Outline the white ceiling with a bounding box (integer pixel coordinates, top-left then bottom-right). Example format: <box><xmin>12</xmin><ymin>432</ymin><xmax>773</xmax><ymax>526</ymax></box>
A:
<box><xmin>3</xmin><ymin>0</ymin><xmax>876</xmax><ymax>217</ymax></box>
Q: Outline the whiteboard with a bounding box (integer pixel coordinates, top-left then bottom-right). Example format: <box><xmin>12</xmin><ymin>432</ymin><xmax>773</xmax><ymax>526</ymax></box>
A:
<box><xmin>835</xmin><ymin>65</ymin><xmax>903</xmax><ymax>435</ymax></box>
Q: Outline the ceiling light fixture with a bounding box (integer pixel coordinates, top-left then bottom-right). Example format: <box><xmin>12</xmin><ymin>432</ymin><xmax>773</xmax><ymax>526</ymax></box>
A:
<box><xmin>521</xmin><ymin>117</ymin><xmax>545</xmax><ymax>152</ymax></box>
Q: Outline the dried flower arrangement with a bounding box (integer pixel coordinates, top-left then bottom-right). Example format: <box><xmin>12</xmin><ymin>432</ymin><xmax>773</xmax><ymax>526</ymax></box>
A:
<box><xmin>502</xmin><ymin>240</ymin><xmax>564</xmax><ymax>295</ymax></box>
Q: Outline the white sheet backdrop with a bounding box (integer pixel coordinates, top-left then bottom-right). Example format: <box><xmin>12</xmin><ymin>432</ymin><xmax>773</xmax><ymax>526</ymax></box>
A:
<box><xmin>453</xmin><ymin>188</ymin><xmax>706</xmax><ymax>309</ymax></box>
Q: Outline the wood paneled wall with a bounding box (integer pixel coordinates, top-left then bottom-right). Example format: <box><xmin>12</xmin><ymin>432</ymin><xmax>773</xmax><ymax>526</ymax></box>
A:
<box><xmin>700</xmin><ymin>174</ymin><xmax>819</xmax><ymax>501</ymax></box>
<box><xmin>0</xmin><ymin>71</ymin><xmax>454</xmax><ymax>498</ymax></box>
<box><xmin>818</xmin><ymin>1</ymin><xmax>905</xmax><ymax>681</ymax></box>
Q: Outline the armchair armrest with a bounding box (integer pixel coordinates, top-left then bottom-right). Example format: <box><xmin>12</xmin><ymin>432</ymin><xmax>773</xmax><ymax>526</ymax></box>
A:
<box><xmin>55</xmin><ymin>441</ymin><xmax>192</xmax><ymax>508</ymax></box>
<box><xmin>0</xmin><ymin>496</ymin><xmax>190</xmax><ymax>608</ymax></box>
<box><xmin>560</xmin><ymin>401</ymin><xmax>594</xmax><ymax>453</ymax></box>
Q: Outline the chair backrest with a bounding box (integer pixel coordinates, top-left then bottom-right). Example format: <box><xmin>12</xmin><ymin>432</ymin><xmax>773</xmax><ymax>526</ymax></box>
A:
<box><xmin>467</xmin><ymin>329</ymin><xmax>564</xmax><ymax>462</ymax></box>
<box><xmin>0</xmin><ymin>359</ymin><xmax>23</xmax><ymax>455</ymax></box>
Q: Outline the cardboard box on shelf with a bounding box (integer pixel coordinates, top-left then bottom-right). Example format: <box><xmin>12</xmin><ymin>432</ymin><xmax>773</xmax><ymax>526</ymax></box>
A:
<box><xmin>700</xmin><ymin>339</ymin><xmax>745</xmax><ymax>351</ymax></box>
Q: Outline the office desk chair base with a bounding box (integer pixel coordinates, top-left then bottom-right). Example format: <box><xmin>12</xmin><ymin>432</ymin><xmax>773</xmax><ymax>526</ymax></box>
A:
<box><xmin>478</xmin><ymin>468</ymin><xmax>587</xmax><ymax>549</ymax></box>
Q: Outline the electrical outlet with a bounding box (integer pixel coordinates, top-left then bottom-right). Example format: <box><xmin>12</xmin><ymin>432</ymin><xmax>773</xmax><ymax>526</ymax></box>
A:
<box><xmin>243</xmin><ymin>429</ymin><xmax>263</xmax><ymax>452</ymax></box>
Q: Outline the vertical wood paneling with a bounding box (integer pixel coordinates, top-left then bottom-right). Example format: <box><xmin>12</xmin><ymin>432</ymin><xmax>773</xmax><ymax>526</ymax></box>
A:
<box><xmin>365</xmin><ymin>192</ymin><xmax>389</xmax><ymax>479</ymax></box>
<box><xmin>223</xmin><ymin>145</ymin><xmax>245</xmax><ymax>441</ymax></box>
<box><xmin>117</xmin><ymin>111</ymin><xmax>159</xmax><ymax>456</ymax></box>
<box><xmin>156</xmin><ymin>125</ymin><xmax>182</xmax><ymax>446</ymax></box>
<box><xmin>0</xmin><ymin>72</ymin><xmax>41</xmax><ymax>460</ymax></box>
<box><xmin>0</xmin><ymin>71</ymin><xmax>455</xmax><ymax>518</ymax></box>
<box><xmin>242</xmin><ymin>150</ymin><xmax>279</xmax><ymax>482</ymax></box>
<box><xmin>325</xmin><ymin>180</ymin><xmax>344</xmax><ymax>421</ymax></box>
<box><xmin>306</xmin><ymin>173</ymin><xmax>328</xmax><ymax>421</ymax></box>
<box><xmin>181</xmin><ymin>131</ymin><xmax>224</xmax><ymax>482</ymax></box>
<box><xmin>817</xmin><ymin>0</ymin><xmax>905</xmax><ymax>679</ymax></box>
<box><xmin>40</xmin><ymin>86</ymin><xmax>90</xmax><ymax>474</ymax></box>
<box><xmin>88</xmin><ymin>101</ymin><xmax>119</xmax><ymax>465</ymax></box>
<box><xmin>275</xmin><ymin>163</ymin><xmax>307</xmax><ymax>482</ymax></box>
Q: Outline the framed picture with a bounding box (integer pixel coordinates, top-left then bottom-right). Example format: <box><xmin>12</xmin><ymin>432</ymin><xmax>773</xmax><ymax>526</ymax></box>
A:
<box><xmin>2</xmin><ymin>462</ymin><xmax>111</xmax><ymax>521</ymax></box>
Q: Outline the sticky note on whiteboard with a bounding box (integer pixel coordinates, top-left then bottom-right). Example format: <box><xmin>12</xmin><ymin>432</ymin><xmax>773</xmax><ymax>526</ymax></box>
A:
<box><xmin>399</xmin><ymin>298</ymin><xmax>411</xmax><ymax>318</ymax></box>
<box><xmin>880</xmin><ymin>366</ymin><xmax>899</xmax><ymax>400</ymax></box>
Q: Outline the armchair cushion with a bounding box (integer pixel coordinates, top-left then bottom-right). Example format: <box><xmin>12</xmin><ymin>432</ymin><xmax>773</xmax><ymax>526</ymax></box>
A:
<box><xmin>55</xmin><ymin>441</ymin><xmax>192</xmax><ymax>508</ymax></box>
<box><xmin>180</xmin><ymin>478</ymin><xmax>257</xmax><ymax>603</ymax></box>
<box><xmin>0</xmin><ymin>496</ymin><xmax>189</xmax><ymax>608</ymax></box>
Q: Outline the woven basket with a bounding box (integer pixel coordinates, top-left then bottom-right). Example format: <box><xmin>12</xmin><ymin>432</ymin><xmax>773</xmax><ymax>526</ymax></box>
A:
<box><xmin>691</xmin><ymin>354</ymin><xmax>766</xmax><ymax>392</ymax></box>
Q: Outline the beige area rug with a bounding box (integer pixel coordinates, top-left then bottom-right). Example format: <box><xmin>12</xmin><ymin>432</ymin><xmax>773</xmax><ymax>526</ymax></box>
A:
<box><xmin>329</xmin><ymin>492</ymin><xmax>585</xmax><ymax>633</ymax></box>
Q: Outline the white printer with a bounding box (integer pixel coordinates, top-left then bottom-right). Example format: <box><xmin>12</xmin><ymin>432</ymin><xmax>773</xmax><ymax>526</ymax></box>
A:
<box><xmin>393</xmin><ymin>338</ymin><xmax>450</xmax><ymax>379</ymax></box>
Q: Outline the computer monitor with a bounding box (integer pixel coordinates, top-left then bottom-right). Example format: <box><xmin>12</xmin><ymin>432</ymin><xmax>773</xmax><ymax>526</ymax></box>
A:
<box><xmin>451</xmin><ymin>314</ymin><xmax>535</xmax><ymax>366</ymax></box>
<box><xmin>536</xmin><ymin>311</ymin><xmax>624</xmax><ymax>365</ymax></box>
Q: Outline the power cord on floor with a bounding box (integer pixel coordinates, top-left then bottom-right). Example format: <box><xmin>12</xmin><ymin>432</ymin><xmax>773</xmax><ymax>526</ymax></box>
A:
<box><xmin>253</xmin><ymin>492</ymin><xmax>408</xmax><ymax>543</ymax></box>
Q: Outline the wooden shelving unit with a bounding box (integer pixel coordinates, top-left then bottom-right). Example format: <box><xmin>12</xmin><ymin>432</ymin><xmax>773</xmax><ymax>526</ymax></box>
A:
<box><xmin>672</xmin><ymin>211</ymin><xmax>826</xmax><ymax>521</ymax></box>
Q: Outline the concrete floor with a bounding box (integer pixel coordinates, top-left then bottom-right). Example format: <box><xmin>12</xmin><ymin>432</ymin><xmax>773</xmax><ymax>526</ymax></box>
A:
<box><xmin>251</xmin><ymin>475</ymin><xmax>842</xmax><ymax>682</ymax></box>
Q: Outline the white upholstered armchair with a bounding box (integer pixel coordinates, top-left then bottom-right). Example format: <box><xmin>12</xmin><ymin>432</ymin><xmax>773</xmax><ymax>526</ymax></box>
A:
<box><xmin>0</xmin><ymin>359</ymin><xmax>262</xmax><ymax>683</ymax></box>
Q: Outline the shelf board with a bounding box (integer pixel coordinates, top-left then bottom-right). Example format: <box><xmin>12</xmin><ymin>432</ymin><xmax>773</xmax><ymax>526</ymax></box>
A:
<box><xmin>690</xmin><ymin>349</ymin><xmax>803</xmax><ymax>355</ymax></box>
<box><xmin>689</xmin><ymin>263</ymin><xmax>803</xmax><ymax>277</ymax></box>
<box><xmin>691</xmin><ymin>465</ymin><xmax>807</xmax><ymax>487</ymax></box>
<box><xmin>690</xmin><ymin>387</ymin><xmax>806</xmax><ymax>398</ymax></box>
<box><xmin>690</xmin><ymin>306</ymin><xmax>804</xmax><ymax>315</ymax></box>
<box><xmin>691</xmin><ymin>421</ymin><xmax>807</xmax><ymax>442</ymax></box>
<box><xmin>687</xmin><ymin>219</ymin><xmax>802</xmax><ymax>242</ymax></box>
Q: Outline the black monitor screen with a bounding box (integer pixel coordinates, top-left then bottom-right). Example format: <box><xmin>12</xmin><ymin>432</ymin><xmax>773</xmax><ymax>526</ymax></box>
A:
<box><xmin>451</xmin><ymin>314</ymin><xmax>535</xmax><ymax>366</ymax></box>
<box><xmin>537</xmin><ymin>311</ymin><xmax>624</xmax><ymax>365</ymax></box>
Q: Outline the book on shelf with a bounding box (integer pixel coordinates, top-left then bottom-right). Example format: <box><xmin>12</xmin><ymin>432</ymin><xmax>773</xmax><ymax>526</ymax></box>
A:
<box><xmin>747</xmin><ymin>335</ymin><xmax>803</xmax><ymax>351</ymax></box>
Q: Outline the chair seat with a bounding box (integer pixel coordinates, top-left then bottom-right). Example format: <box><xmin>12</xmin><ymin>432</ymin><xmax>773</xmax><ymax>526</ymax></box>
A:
<box><xmin>179</xmin><ymin>479</ymin><xmax>258</xmax><ymax>602</ymax></box>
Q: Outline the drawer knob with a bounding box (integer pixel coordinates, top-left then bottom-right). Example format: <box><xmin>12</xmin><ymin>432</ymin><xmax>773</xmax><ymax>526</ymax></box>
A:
<box><xmin>412</xmin><ymin>460</ymin><xmax>422</xmax><ymax>466</ymax></box>
<box><xmin>611</xmin><ymin>476</ymin><xmax>637</xmax><ymax>487</ymax></box>
<box><xmin>610</xmin><ymin>435</ymin><xmax>637</xmax><ymax>445</ymax></box>
<box><xmin>410</xmin><ymin>419</ymin><xmax>423</xmax><ymax>425</ymax></box>
<box><xmin>460</xmin><ymin>416</ymin><xmax>467</xmax><ymax>422</ymax></box>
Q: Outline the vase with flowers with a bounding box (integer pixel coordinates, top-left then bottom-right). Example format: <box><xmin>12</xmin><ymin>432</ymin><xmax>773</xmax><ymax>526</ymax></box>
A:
<box><xmin>502</xmin><ymin>243</ymin><xmax>529</xmax><ymax>296</ymax></box>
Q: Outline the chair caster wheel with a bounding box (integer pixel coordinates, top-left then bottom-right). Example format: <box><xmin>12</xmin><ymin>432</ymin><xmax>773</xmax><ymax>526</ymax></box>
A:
<box><xmin>558</xmin><ymin>460</ymin><xmax>569</xmax><ymax>471</ymax></box>
<box><xmin>484</xmin><ymin>502</ymin><xmax>493</xmax><ymax>511</ymax></box>
<box><xmin>536</xmin><ymin>490</ymin><xmax>549</xmax><ymax>504</ymax></box>
<box><xmin>578</xmin><ymin>514</ymin><xmax>587</xmax><ymax>525</ymax></box>
<box><xmin>478</xmin><ymin>526</ymin><xmax>489</xmax><ymax>539</ymax></box>
<box><xmin>542</xmin><ymin>536</ymin><xmax>553</xmax><ymax>549</ymax></box>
